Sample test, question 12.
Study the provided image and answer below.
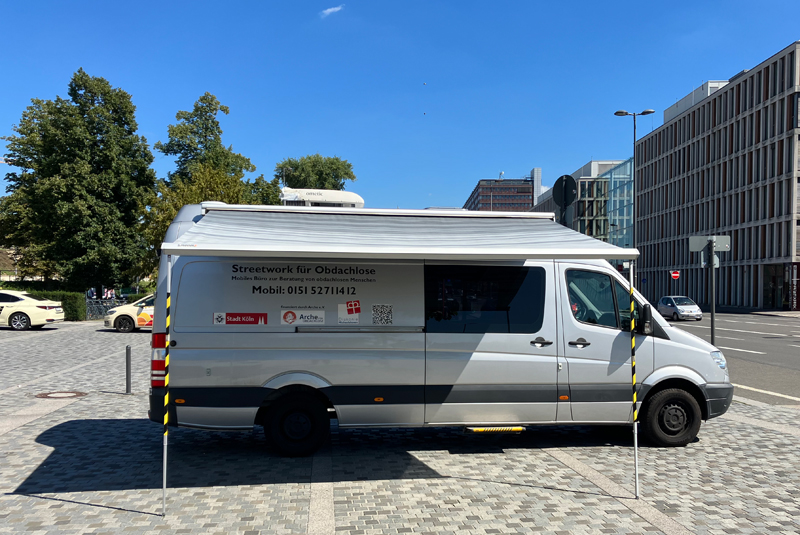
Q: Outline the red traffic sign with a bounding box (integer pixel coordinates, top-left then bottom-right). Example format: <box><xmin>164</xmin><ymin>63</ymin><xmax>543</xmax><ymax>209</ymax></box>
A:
<box><xmin>670</xmin><ymin>270</ymin><xmax>680</xmax><ymax>280</ymax></box>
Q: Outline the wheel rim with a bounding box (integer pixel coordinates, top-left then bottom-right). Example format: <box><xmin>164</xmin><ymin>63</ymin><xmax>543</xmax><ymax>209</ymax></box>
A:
<box><xmin>673</xmin><ymin>313</ymin><xmax>678</xmax><ymax>321</ymax></box>
<box><xmin>659</xmin><ymin>401</ymin><xmax>690</xmax><ymax>435</ymax></box>
<box><xmin>282</xmin><ymin>411</ymin><xmax>313</xmax><ymax>441</ymax></box>
<box><xmin>11</xmin><ymin>314</ymin><xmax>27</xmax><ymax>329</ymax></box>
<box><xmin>119</xmin><ymin>317</ymin><xmax>133</xmax><ymax>331</ymax></box>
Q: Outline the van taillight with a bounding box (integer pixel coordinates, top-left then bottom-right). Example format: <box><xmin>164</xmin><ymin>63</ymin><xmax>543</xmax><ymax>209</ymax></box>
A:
<box><xmin>151</xmin><ymin>359</ymin><xmax>165</xmax><ymax>388</ymax></box>
<box><xmin>151</xmin><ymin>333</ymin><xmax>167</xmax><ymax>388</ymax></box>
<box><xmin>151</xmin><ymin>333</ymin><xmax>166</xmax><ymax>349</ymax></box>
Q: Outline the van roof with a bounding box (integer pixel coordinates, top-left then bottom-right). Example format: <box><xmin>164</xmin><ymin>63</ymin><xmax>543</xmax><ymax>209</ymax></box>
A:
<box><xmin>160</xmin><ymin>202</ymin><xmax>639</xmax><ymax>261</ymax></box>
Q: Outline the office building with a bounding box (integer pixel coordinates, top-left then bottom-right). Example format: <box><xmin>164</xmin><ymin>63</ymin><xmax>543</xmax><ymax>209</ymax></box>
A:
<box><xmin>606</xmin><ymin>158</ymin><xmax>634</xmax><ymax>250</ymax></box>
<box><xmin>531</xmin><ymin>160</ymin><xmax>623</xmax><ymax>241</ymax></box>
<box><xmin>636</xmin><ymin>41</ymin><xmax>800</xmax><ymax>310</ymax></box>
<box><xmin>463</xmin><ymin>176</ymin><xmax>535</xmax><ymax>211</ymax></box>
<box><xmin>531</xmin><ymin>167</ymin><xmax>543</xmax><ymax>205</ymax></box>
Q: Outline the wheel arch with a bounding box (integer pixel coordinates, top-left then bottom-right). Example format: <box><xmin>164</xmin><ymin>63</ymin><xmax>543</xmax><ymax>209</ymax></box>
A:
<box><xmin>115</xmin><ymin>314</ymin><xmax>136</xmax><ymax>328</ymax></box>
<box><xmin>8</xmin><ymin>311</ymin><xmax>31</xmax><ymax>327</ymax></box>
<box><xmin>641</xmin><ymin>377</ymin><xmax>708</xmax><ymax>421</ymax></box>
<box><xmin>255</xmin><ymin>374</ymin><xmax>335</xmax><ymax>426</ymax></box>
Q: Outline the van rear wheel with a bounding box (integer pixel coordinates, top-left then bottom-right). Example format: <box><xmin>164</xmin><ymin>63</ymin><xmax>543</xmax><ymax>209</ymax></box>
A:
<box><xmin>642</xmin><ymin>388</ymin><xmax>701</xmax><ymax>447</ymax></box>
<box><xmin>265</xmin><ymin>394</ymin><xmax>329</xmax><ymax>457</ymax></box>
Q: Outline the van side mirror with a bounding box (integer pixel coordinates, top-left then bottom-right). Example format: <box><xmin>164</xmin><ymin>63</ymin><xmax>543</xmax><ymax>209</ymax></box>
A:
<box><xmin>638</xmin><ymin>304</ymin><xmax>653</xmax><ymax>335</ymax></box>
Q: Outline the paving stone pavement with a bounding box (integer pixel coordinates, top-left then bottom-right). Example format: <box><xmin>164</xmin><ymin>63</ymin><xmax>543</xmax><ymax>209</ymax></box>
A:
<box><xmin>1</xmin><ymin>322</ymin><xmax>799</xmax><ymax>534</ymax></box>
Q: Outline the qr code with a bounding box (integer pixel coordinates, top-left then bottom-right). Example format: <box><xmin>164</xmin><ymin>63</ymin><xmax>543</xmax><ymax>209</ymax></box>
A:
<box><xmin>372</xmin><ymin>304</ymin><xmax>393</xmax><ymax>325</ymax></box>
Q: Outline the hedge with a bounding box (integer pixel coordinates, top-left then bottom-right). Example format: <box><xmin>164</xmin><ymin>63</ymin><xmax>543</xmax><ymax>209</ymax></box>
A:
<box><xmin>28</xmin><ymin>291</ymin><xmax>87</xmax><ymax>321</ymax></box>
<box><xmin>125</xmin><ymin>293</ymin><xmax>151</xmax><ymax>304</ymax></box>
<box><xmin>0</xmin><ymin>280</ymin><xmax>65</xmax><ymax>292</ymax></box>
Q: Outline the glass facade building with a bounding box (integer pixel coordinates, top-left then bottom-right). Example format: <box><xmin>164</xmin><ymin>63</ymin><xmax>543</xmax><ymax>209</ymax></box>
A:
<box><xmin>604</xmin><ymin>158</ymin><xmax>634</xmax><ymax>250</ymax></box>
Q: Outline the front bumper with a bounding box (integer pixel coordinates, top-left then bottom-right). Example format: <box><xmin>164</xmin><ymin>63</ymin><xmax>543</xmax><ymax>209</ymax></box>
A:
<box><xmin>705</xmin><ymin>383</ymin><xmax>734</xmax><ymax>419</ymax></box>
<box><xmin>679</xmin><ymin>312</ymin><xmax>703</xmax><ymax>320</ymax></box>
<box><xmin>104</xmin><ymin>317</ymin><xmax>112</xmax><ymax>327</ymax></box>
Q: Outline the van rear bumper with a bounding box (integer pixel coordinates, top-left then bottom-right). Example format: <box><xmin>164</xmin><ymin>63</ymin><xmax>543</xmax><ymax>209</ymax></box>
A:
<box><xmin>148</xmin><ymin>388</ymin><xmax>178</xmax><ymax>427</ymax></box>
<box><xmin>704</xmin><ymin>383</ymin><xmax>734</xmax><ymax>419</ymax></box>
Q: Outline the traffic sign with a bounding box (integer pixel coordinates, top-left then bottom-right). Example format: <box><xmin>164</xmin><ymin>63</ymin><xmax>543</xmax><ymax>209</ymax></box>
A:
<box><xmin>701</xmin><ymin>251</ymin><xmax>720</xmax><ymax>268</ymax></box>
<box><xmin>670</xmin><ymin>271</ymin><xmax>680</xmax><ymax>280</ymax></box>
<box><xmin>689</xmin><ymin>235</ymin><xmax>730</xmax><ymax>252</ymax></box>
<box><xmin>552</xmin><ymin>174</ymin><xmax>577</xmax><ymax>209</ymax></box>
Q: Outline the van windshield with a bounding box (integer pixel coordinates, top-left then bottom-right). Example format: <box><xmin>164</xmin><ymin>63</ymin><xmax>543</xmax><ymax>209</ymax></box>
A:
<box><xmin>673</xmin><ymin>297</ymin><xmax>695</xmax><ymax>306</ymax></box>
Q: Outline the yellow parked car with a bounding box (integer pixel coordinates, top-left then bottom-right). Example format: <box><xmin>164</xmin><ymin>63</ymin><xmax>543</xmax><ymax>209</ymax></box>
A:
<box><xmin>104</xmin><ymin>294</ymin><xmax>154</xmax><ymax>333</ymax></box>
<box><xmin>0</xmin><ymin>290</ymin><xmax>64</xmax><ymax>330</ymax></box>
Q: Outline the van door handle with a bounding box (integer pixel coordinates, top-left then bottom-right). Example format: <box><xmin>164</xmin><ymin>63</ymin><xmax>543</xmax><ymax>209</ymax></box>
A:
<box><xmin>531</xmin><ymin>337</ymin><xmax>553</xmax><ymax>348</ymax></box>
<box><xmin>568</xmin><ymin>338</ymin><xmax>591</xmax><ymax>348</ymax></box>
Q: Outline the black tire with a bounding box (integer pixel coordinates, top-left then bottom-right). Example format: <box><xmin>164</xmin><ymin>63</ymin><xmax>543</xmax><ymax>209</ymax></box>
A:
<box><xmin>9</xmin><ymin>312</ymin><xmax>31</xmax><ymax>331</ymax></box>
<box><xmin>642</xmin><ymin>388</ymin><xmax>702</xmax><ymax>447</ymax></box>
<box><xmin>115</xmin><ymin>316</ymin><xmax>135</xmax><ymax>333</ymax></box>
<box><xmin>265</xmin><ymin>394</ymin><xmax>329</xmax><ymax>457</ymax></box>
<box><xmin>696</xmin><ymin>317</ymin><xmax>702</xmax><ymax>321</ymax></box>
<box><xmin>672</xmin><ymin>312</ymin><xmax>679</xmax><ymax>321</ymax></box>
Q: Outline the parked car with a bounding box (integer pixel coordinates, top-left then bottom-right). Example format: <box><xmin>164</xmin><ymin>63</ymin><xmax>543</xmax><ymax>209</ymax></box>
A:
<box><xmin>104</xmin><ymin>294</ymin><xmax>154</xmax><ymax>332</ymax></box>
<box><xmin>0</xmin><ymin>290</ymin><xmax>64</xmax><ymax>330</ymax></box>
<box><xmin>657</xmin><ymin>296</ymin><xmax>703</xmax><ymax>321</ymax></box>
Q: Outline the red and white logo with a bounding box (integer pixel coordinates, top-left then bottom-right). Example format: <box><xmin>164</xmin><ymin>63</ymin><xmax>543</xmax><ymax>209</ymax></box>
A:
<box><xmin>282</xmin><ymin>310</ymin><xmax>297</xmax><ymax>324</ymax></box>
<box><xmin>213</xmin><ymin>312</ymin><xmax>268</xmax><ymax>325</ymax></box>
<box><xmin>346</xmin><ymin>300</ymin><xmax>361</xmax><ymax>314</ymax></box>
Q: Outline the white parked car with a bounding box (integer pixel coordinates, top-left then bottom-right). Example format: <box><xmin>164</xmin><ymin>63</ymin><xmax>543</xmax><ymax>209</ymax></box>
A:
<box><xmin>104</xmin><ymin>294</ymin><xmax>154</xmax><ymax>332</ymax></box>
<box><xmin>657</xmin><ymin>296</ymin><xmax>703</xmax><ymax>321</ymax></box>
<box><xmin>0</xmin><ymin>290</ymin><xmax>64</xmax><ymax>330</ymax></box>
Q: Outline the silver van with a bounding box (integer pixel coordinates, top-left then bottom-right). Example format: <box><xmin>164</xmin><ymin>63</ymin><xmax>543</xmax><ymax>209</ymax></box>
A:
<box><xmin>148</xmin><ymin>203</ymin><xmax>732</xmax><ymax>456</ymax></box>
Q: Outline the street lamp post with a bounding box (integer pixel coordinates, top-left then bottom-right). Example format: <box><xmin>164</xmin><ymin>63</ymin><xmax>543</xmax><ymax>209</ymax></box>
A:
<box><xmin>614</xmin><ymin>108</ymin><xmax>654</xmax><ymax>277</ymax></box>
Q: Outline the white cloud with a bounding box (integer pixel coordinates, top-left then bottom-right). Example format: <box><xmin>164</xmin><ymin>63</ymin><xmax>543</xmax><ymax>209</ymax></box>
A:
<box><xmin>319</xmin><ymin>4</ymin><xmax>344</xmax><ymax>18</ymax></box>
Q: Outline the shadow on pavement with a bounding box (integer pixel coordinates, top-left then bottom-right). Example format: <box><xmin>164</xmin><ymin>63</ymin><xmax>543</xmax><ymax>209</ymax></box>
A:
<box><xmin>15</xmin><ymin>418</ymin><xmax>644</xmax><ymax>494</ymax></box>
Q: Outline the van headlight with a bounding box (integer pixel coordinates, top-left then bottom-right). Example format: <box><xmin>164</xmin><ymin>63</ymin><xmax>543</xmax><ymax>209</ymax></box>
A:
<box><xmin>711</xmin><ymin>351</ymin><xmax>726</xmax><ymax>370</ymax></box>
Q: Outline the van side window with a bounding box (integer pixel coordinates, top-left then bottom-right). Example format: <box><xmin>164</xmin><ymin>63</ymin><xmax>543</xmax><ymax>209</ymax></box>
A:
<box><xmin>614</xmin><ymin>282</ymin><xmax>641</xmax><ymax>332</ymax></box>
<box><xmin>565</xmin><ymin>270</ymin><xmax>617</xmax><ymax>328</ymax></box>
<box><xmin>424</xmin><ymin>266</ymin><xmax>546</xmax><ymax>334</ymax></box>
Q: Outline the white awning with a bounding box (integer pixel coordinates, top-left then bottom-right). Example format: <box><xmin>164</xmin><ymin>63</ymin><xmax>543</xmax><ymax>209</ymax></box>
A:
<box><xmin>160</xmin><ymin>203</ymin><xmax>639</xmax><ymax>260</ymax></box>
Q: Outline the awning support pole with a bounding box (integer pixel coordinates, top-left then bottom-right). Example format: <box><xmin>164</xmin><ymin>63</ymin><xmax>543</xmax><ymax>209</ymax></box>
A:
<box><xmin>630</xmin><ymin>260</ymin><xmax>640</xmax><ymax>499</ymax></box>
<box><xmin>162</xmin><ymin>254</ymin><xmax>172</xmax><ymax>517</ymax></box>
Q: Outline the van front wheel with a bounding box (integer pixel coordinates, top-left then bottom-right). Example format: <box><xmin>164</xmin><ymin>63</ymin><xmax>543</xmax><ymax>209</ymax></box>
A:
<box><xmin>265</xmin><ymin>394</ymin><xmax>329</xmax><ymax>457</ymax></box>
<box><xmin>642</xmin><ymin>388</ymin><xmax>701</xmax><ymax>447</ymax></box>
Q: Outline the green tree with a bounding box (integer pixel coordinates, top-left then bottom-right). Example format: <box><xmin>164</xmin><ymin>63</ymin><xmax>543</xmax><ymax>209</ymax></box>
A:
<box><xmin>0</xmin><ymin>69</ymin><xmax>156</xmax><ymax>291</ymax></box>
<box><xmin>154</xmin><ymin>93</ymin><xmax>255</xmax><ymax>183</ymax></box>
<box><xmin>275</xmin><ymin>154</ymin><xmax>356</xmax><ymax>190</ymax></box>
<box><xmin>142</xmin><ymin>163</ymin><xmax>246</xmax><ymax>272</ymax></box>
<box><xmin>244</xmin><ymin>174</ymin><xmax>282</xmax><ymax>205</ymax></box>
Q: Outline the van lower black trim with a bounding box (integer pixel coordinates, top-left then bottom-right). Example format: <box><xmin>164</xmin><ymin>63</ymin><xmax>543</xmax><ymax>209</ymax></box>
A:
<box><xmin>322</xmin><ymin>385</ymin><xmax>424</xmax><ymax>405</ymax></box>
<box><xmin>426</xmin><ymin>384</ymin><xmax>557</xmax><ymax>403</ymax></box>
<box><xmin>569</xmin><ymin>384</ymin><xmax>633</xmax><ymax>403</ymax></box>
<box><xmin>147</xmin><ymin>383</ymin><xmax>637</xmax><ymax>418</ymax></box>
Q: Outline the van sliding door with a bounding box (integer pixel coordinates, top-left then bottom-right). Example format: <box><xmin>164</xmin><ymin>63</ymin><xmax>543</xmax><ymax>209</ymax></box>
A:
<box><xmin>424</xmin><ymin>262</ymin><xmax>559</xmax><ymax>425</ymax></box>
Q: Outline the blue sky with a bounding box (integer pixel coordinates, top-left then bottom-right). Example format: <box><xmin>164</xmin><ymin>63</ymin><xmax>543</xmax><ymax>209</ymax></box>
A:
<box><xmin>2</xmin><ymin>1</ymin><xmax>798</xmax><ymax>209</ymax></box>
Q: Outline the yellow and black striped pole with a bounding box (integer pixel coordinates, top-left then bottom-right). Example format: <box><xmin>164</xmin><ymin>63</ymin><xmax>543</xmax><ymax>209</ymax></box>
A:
<box><xmin>629</xmin><ymin>260</ymin><xmax>640</xmax><ymax>499</ymax></box>
<box><xmin>162</xmin><ymin>254</ymin><xmax>172</xmax><ymax>517</ymax></box>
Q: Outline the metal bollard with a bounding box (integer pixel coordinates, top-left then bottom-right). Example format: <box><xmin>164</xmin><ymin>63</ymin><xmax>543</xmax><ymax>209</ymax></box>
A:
<box><xmin>126</xmin><ymin>345</ymin><xmax>132</xmax><ymax>395</ymax></box>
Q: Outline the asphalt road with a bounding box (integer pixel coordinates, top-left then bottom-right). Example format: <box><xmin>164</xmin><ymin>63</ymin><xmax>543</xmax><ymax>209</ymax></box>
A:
<box><xmin>670</xmin><ymin>312</ymin><xmax>800</xmax><ymax>405</ymax></box>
